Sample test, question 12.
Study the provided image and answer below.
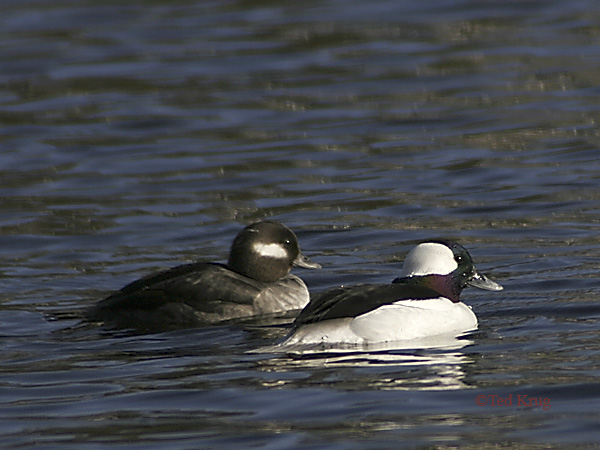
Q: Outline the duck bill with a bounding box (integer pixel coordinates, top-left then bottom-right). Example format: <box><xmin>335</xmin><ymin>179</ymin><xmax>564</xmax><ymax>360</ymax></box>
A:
<box><xmin>467</xmin><ymin>271</ymin><xmax>503</xmax><ymax>291</ymax></box>
<box><xmin>293</xmin><ymin>253</ymin><xmax>321</xmax><ymax>269</ymax></box>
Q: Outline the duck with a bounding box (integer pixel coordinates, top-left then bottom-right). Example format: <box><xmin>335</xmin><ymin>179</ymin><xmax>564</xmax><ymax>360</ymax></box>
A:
<box><xmin>88</xmin><ymin>221</ymin><xmax>321</xmax><ymax>330</ymax></box>
<box><xmin>279</xmin><ymin>239</ymin><xmax>502</xmax><ymax>347</ymax></box>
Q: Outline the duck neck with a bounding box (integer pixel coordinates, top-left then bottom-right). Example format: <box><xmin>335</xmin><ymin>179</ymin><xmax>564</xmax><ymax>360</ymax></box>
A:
<box><xmin>403</xmin><ymin>274</ymin><xmax>462</xmax><ymax>303</ymax></box>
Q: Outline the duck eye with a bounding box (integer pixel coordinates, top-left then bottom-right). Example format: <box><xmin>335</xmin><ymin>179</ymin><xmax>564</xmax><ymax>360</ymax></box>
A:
<box><xmin>455</xmin><ymin>255</ymin><xmax>463</xmax><ymax>263</ymax></box>
<box><xmin>284</xmin><ymin>239</ymin><xmax>291</xmax><ymax>246</ymax></box>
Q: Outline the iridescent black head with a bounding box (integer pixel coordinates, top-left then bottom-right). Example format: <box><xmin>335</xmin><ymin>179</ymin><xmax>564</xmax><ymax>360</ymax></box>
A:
<box><xmin>228</xmin><ymin>221</ymin><xmax>320</xmax><ymax>282</ymax></box>
<box><xmin>396</xmin><ymin>239</ymin><xmax>503</xmax><ymax>302</ymax></box>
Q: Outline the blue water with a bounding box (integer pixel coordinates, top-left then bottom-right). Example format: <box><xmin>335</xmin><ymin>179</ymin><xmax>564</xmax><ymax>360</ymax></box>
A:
<box><xmin>1</xmin><ymin>0</ymin><xmax>600</xmax><ymax>448</ymax></box>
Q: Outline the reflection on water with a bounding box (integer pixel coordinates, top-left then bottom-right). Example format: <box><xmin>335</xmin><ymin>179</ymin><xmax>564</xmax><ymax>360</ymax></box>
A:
<box><xmin>257</xmin><ymin>336</ymin><xmax>474</xmax><ymax>391</ymax></box>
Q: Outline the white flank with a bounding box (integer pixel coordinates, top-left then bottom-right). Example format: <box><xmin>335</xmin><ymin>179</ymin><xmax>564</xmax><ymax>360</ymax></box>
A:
<box><xmin>350</xmin><ymin>299</ymin><xmax>477</xmax><ymax>341</ymax></box>
<box><xmin>253</xmin><ymin>242</ymin><xmax>288</xmax><ymax>259</ymax></box>
<box><xmin>400</xmin><ymin>242</ymin><xmax>458</xmax><ymax>277</ymax></box>
<box><xmin>278</xmin><ymin>298</ymin><xmax>478</xmax><ymax>346</ymax></box>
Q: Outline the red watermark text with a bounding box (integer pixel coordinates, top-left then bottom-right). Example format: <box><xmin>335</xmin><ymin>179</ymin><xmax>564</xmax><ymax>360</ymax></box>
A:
<box><xmin>475</xmin><ymin>394</ymin><xmax>551</xmax><ymax>410</ymax></box>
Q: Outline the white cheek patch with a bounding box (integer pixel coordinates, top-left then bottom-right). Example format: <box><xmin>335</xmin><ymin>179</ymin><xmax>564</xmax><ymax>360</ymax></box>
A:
<box><xmin>400</xmin><ymin>242</ymin><xmax>458</xmax><ymax>277</ymax></box>
<box><xmin>253</xmin><ymin>242</ymin><xmax>288</xmax><ymax>259</ymax></box>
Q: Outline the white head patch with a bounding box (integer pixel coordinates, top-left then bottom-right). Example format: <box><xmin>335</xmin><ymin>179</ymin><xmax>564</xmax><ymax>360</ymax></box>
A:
<box><xmin>253</xmin><ymin>242</ymin><xmax>288</xmax><ymax>259</ymax></box>
<box><xmin>400</xmin><ymin>242</ymin><xmax>458</xmax><ymax>277</ymax></box>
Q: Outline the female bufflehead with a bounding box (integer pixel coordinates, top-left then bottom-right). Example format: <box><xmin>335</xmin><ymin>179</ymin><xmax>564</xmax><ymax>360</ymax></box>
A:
<box><xmin>89</xmin><ymin>221</ymin><xmax>321</xmax><ymax>330</ymax></box>
<box><xmin>280</xmin><ymin>240</ymin><xmax>502</xmax><ymax>346</ymax></box>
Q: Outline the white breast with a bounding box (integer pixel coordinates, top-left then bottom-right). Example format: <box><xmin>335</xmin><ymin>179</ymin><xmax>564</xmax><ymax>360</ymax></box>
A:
<box><xmin>254</xmin><ymin>275</ymin><xmax>310</xmax><ymax>314</ymax></box>
<box><xmin>350</xmin><ymin>298</ymin><xmax>477</xmax><ymax>342</ymax></box>
<box><xmin>280</xmin><ymin>298</ymin><xmax>477</xmax><ymax>347</ymax></box>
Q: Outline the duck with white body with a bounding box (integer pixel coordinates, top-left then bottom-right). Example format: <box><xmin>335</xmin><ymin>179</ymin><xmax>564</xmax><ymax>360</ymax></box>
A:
<box><xmin>280</xmin><ymin>240</ymin><xmax>503</xmax><ymax>347</ymax></box>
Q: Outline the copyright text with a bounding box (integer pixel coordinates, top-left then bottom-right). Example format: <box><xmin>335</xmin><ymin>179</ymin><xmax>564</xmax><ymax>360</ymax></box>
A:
<box><xmin>475</xmin><ymin>394</ymin><xmax>551</xmax><ymax>410</ymax></box>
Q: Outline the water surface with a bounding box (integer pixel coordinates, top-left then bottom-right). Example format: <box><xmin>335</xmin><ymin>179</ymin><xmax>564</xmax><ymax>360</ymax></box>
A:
<box><xmin>1</xmin><ymin>0</ymin><xmax>600</xmax><ymax>448</ymax></box>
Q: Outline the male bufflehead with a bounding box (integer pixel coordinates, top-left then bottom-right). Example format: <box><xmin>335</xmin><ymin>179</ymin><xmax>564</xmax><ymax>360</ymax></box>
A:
<box><xmin>89</xmin><ymin>221</ymin><xmax>321</xmax><ymax>330</ymax></box>
<box><xmin>280</xmin><ymin>240</ymin><xmax>502</xmax><ymax>346</ymax></box>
